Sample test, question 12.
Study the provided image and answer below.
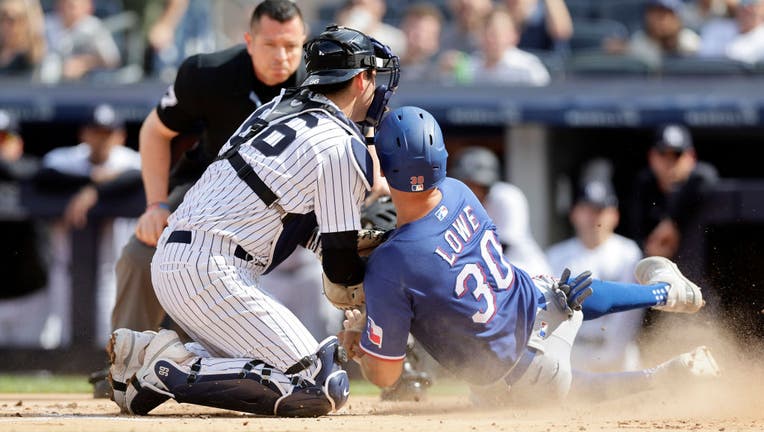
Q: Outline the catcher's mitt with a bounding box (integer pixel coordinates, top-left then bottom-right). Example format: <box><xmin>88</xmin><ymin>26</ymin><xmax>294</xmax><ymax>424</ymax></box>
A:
<box><xmin>323</xmin><ymin>277</ymin><xmax>365</xmax><ymax>310</ymax></box>
<box><xmin>361</xmin><ymin>196</ymin><xmax>397</xmax><ymax>231</ymax></box>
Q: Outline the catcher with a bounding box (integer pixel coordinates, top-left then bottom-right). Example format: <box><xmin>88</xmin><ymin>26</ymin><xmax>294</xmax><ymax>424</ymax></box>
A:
<box><xmin>107</xmin><ymin>25</ymin><xmax>400</xmax><ymax>417</ymax></box>
<box><xmin>337</xmin><ymin>106</ymin><xmax>720</xmax><ymax>405</ymax></box>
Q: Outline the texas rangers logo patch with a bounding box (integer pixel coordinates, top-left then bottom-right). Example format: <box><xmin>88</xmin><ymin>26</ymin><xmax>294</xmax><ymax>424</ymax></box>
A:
<box><xmin>367</xmin><ymin>317</ymin><xmax>384</xmax><ymax>348</ymax></box>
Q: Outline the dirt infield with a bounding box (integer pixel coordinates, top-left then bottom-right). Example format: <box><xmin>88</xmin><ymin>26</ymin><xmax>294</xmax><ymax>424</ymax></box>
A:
<box><xmin>1</xmin><ymin>375</ymin><xmax>762</xmax><ymax>432</ymax></box>
<box><xmin>2</xmin><ymin>316</ymin><xmax>762</xmax><ymax>432</ymax></box>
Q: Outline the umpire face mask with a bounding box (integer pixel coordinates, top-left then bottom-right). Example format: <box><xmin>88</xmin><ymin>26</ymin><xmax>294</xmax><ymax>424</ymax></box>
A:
<box><xmin>362</xmin><ymin>38</ymin><xmax>400</xmax><ymax>129</ymax></box>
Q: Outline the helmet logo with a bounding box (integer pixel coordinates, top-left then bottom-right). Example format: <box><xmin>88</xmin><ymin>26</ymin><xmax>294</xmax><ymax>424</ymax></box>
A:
<box><xmin>410</xmin><ymin>175</ymin><xmax>424</xmax><ymax>192</ymax></box>
<box><xmin>306</xmin><ymin>77</ymin><xmax>320</xmax><ymax>85</ymax></box>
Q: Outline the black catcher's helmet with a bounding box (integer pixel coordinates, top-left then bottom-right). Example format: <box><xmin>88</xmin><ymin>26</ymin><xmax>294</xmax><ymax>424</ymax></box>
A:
<box><xmin>301</xmin><ymin>25</ymin><xmax>400</xmax><ymax>126</ymax></box>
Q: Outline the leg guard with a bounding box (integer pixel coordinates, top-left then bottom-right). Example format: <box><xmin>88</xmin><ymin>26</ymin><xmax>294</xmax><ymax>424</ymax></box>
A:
<box><xmin>129</xmin><ymin>355</ymin><xmax>347</xmax><ymax>417</ymax></box>
<box><xmin>307</xmin><ymin>336</ymin><xmax>350</xmax><ymax>412</ymax></box>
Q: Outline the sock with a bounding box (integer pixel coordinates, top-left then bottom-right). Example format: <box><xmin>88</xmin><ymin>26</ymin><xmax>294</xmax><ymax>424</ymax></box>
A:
<box><xmin>581</xmin><ymin>280</ymin><xmax>669</xmax><ymax>320</ymax></box>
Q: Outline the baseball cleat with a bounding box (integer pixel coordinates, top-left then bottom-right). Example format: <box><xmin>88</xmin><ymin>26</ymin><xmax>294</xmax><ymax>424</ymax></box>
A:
<box><xmin>635</xmin><ymin>257</ymin><xmax>704</xmax><ymax>313</ymax></box>
<box><xmin>658</xmin><ymin>345</ymin><xmax>721</xmax><ymax>379</ymax></box>
<box><xmin>107</xmin><ymin>328</ymin><xmax>157</xmax><ymax>413</ymax></box>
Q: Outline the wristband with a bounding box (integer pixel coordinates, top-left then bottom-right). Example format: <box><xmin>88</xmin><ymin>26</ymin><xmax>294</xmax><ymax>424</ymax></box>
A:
<box><xmin>147</xmin><ymin>201</ymin><xmax>171</xmax><ymax>211</ymax></box>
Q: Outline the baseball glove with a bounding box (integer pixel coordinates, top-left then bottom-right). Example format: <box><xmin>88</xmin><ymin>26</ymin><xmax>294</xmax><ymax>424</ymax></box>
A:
<box><xmin>361</xmin><ymin>196</ymin><xmax>397</xmax><ymax>231</ymax></box>
<box><xmin>323</xmin><ymin>277</ymin><xmax>365</xmax><ymax>310</ymax></box>
<box><xmin>321</xmin><ymin>229</ymin><xmax>388</xmax><ymax>310</ymax></box>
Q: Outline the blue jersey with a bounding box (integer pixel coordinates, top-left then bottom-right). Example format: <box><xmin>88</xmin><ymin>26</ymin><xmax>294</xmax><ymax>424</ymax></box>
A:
<box><xmin>360</xmin><ymin>178</ymin><xmax>541</xmax><ymax>385</ymax></box>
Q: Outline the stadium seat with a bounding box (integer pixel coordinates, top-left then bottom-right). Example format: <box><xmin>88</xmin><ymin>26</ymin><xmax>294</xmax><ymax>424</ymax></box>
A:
<box><xmin>567</xmin><ymin>52</ymin><xmax>653</xmax><ymax>76</ymax></box>
<box><xmin>660</xmin><ymin>57</ymin><xmax>751</xmax><ymax>76</ymax></box>
<box><xmin>570</xmin><ymin>19</ymin><xmax>630</xmax><ymax>53</ymax></box>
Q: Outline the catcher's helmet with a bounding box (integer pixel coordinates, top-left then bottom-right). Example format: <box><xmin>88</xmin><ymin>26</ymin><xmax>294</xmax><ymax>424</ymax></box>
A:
<box><xmin>375</xmin><ymin>106</ymin><xmax>447</xmax><ymax>193</ymax></box>
<box><xmin>301</xmin><ymin>25</ymin><xmax>377</xmax><ymax>86</ymax></box>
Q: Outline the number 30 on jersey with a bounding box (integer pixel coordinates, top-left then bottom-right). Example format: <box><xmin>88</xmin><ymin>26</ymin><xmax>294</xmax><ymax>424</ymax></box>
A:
<box><xmin>454</xmin><ymin>231</ymin><xmax>514</xmax><ymax>324</ymax></box>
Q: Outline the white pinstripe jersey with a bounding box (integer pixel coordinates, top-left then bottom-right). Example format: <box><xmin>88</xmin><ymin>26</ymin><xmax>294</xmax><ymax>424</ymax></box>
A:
<box><xmin>168</xmin><ymin>90</ymin><xmax>372</xmax><ymax>273</ymax></box>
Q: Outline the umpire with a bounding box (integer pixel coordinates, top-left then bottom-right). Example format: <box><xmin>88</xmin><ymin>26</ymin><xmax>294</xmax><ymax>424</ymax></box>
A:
<box><xmin>101</xmin><ymin>0</ymin><xmax>307</xmax><ymax>391</ymax></box>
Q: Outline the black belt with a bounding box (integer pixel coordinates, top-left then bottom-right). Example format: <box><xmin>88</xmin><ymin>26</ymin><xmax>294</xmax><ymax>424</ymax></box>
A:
<box><xmin>166</xmin><ymin>230</ymin><xmax>253</xmax><ymax>262</ymax></box>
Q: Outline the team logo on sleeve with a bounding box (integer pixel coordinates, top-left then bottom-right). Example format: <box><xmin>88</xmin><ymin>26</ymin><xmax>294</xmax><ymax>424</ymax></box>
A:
<box><xmin>366</xmin><ymin>317</ymin><xmax>384</xmax><ymax>348</ymax></box>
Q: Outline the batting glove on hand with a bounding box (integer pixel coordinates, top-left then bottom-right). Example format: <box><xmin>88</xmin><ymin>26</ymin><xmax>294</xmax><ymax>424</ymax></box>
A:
<box><xmin>553</xmin><ymin>268</ymin><xmax>594</xmax><ymax>318</ymax></box>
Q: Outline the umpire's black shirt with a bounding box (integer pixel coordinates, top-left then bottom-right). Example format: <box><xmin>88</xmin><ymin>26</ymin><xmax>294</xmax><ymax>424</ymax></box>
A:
<box><xmin>155</xmin><ymin>44</ymin><xmax>305</xmax><ymax>190</ymax></box>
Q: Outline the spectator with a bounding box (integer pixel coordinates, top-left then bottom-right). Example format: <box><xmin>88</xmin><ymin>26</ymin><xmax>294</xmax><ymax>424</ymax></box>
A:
<box><xmin>451</xmin><ymin>146</ymin><xmax>551</xmax><ymax>275</ymax></box>
<box><xmin>448</xmin><ymin>6</ymin><xmax>550</xmax><ymax>86</ymax></box>
<box><xmin>699</xmin><ymin>0</ymin><xmax>764</xmax><ymax>64</ymax></box>
<box><xmin>626</xmin><ymin>124</ymin><xmax>718</xmax><ymax>276</ymax></box>
<box><xmin>39</xmin><ymin>0</ymin><xmax>121</xmax><ymax>83</ymax></box>
<box><xmin>681</xmin><ymin>0</ymin><xmax>737</xmax><ymax>31</ymax></box>
<box><xmin>440</xmin><ymin>0</ymin><xmax>493</xmax><ymax>54</ymax></box>
<box><xmin>503</xmin><ymin>0</ymin><xmax>573</xmax><ymax>54</ymax></box>
<box><xmin>399</xmin><ymin>3</ymin><xmax>443</xmax><ymax>84</ymax></box>
<box><xmin>627</xmin><ymin>0</ymin><xmax>701</xmax><ymax>68</ymax></box>
<box><xmin>546</xmin><ymin>174</ymin><xmax>645</xmax><ymax>372</ymax></box>
<box><xmin>0</xmin><ymin>109</ymin><xmax>52</xmax><ymax>348</ymax></box>
<box><xmin>335</xmin><ymin>0</ymin><xmax>406</xmax><ymax>56</ymax></box>
<box><xmin>0</xmin><ymin>0</ymin><xmax>45</xmax><ymax>77</ymax></box>
<box><xmin>36</xmin><ymin>103</ymin><xmax>141</xmax><ymax>347</ymax></box>
<box><xmin>130</xmin><ymin>0</ymin><xmax>215</xmax><ymax>81</ymax></box>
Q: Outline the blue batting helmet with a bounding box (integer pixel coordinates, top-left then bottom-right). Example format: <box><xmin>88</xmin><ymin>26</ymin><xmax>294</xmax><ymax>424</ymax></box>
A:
<box><xmin>375</xmin><ymin>106</ymin><xmax>447</xmax><ymax>192</ymax></box>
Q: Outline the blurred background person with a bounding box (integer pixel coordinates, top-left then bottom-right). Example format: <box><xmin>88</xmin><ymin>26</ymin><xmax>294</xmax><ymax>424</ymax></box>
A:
<box><xmin>626</xmin><ymin>124</ymin><xmax>718</xmax><ymax>279</ymax></box>
<box><xmin>39</xmin><ymin>0</ymin><xmax>121</xmax><ymax>83</ymax></box>
<box><xmin>626</xmin><ymin>0</ymin><xmax>701</xmax><ymax>69</ymax></box>
<box><xmin>0</xmin><ymin>108</ymin><xmax>50</xmax><ymax>347</ymax></box>
<box><xmin>440</xmin><ymin>0</ymin><xmax>493</xmax><ymax>54</ymax></box>
<box><xmin>446</xmin><ymin>6</ymin><xmax>550</xmax><ymax>86</ymax></box>
<box><xmin>450</xmin><ymin>146</ymin><xmax>551</xmax><ymax>276</ymax></box>
<box><xmin>335</xmin><ymin>0</ymin><xmax>405</xmax><ymax>56</ymax></box>
<box><xmin>503</xmin><ymin>0</ymin><xmax>573</xmax><ymax>54</ymax></box>
<box><xmin>546</xmin><ymin>171</ymin><xmax>645</xmax><ymax>372</ymax></box>
<box><xmin>124</xmin><ymin>0</ymin><xmax>214</xmax><ymax>82</ymax></box>
<box><xmin>681</xmin><ymin>0</ymin><xmax>738</xmax><ymax>31</ymax></box>
<box><xmin>399</xmin><ymin>2</ymin><xmax>443</xmax><ymax>84</ymax></box>
<box><xmin>0</xmin><ymin>0</ymin><xmax>45</xmax><ymax>78</ymax></box>
<box><xmin>699</xmin><ymin>0</ymin><xmax>764</xmax><ymax>63</ymax></box>
<box><xmin>35</xmin><ymin>103</ymin><xmax>141</xmax><ymax>348</ymax></box>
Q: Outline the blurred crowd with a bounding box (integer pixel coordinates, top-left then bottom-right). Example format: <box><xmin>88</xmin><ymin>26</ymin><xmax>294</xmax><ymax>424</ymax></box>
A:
<box><xmin>2</xmin><ymin>0</ymin><xmax>764</xmax><ymax>86</ymax></box>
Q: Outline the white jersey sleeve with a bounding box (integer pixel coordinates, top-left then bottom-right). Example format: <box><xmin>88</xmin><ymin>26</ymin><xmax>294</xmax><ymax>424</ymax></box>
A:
<box><xmin>314</xmin><ymin>134</ymin><xmax>368</xmax><ymax>234</ymax></box>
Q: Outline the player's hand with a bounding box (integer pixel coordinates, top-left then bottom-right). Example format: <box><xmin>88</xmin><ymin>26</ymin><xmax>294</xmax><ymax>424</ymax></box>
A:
<box><xmin>135</xmin><ymin>206</ymin><xmax>171</xmax><ymax>246</ymax></box>
<box><xmin>553</xmin><ymin>268</ymin><xmax>594</xmax><ymax>318</ymax></box>
<box><xmin>645</xmin><ymin>219</ymin><xmax>680</xmax><ymax>258</ymax></box>
<box><xmin>63</xmin><ymin>186</ymin><xmax>98</xmax><ymax>229</ymax></box>
<box><xmin>340</xmin><ymin>309</ymin><xmax>366</xmax><ymax>363</ymax></box>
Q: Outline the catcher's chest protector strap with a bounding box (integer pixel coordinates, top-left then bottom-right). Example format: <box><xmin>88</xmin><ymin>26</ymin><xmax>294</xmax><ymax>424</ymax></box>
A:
<box><xmin>216</xmin><ymin>88</ymin><xmax>342</xmax><ymax>222</ymax></box>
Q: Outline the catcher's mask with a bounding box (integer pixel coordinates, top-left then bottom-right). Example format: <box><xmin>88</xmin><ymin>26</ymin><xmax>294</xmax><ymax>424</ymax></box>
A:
<box><xmin>374</xmin><ymin>106</ymin><xmax>447</xmax><ymax>193</ymax></box>
<box><xmin>301</xmin><ymin>25</ymin><xmax>400</xmax><ymax>128</ymax></box>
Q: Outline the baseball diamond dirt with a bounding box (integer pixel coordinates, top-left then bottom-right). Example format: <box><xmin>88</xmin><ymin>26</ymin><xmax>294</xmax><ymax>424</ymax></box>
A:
<box><xmin>1</xmin><ymin>315</ymin><xmax>762</xmax><ymax>432</ymax></box>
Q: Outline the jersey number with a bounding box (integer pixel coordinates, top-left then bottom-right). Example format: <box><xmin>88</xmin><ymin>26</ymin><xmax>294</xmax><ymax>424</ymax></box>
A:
<box><xmin>453</xmin><ymin>231</ymin><xmax>514</xmax><ymax>324</ymax></box>
<box><xmin>231</xmin><ymin>114</ymin><xmax>319</xmax><ymax>157</ymax></box>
